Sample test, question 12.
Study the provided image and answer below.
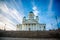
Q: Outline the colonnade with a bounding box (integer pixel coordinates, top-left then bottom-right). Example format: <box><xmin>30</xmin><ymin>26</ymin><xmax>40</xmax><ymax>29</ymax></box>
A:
<box><xmin>22</xmin><ymin>23</ymin><xmax>45</xmax><ymax>31</ymax></box>
<box><xmin>18</xmin><ymin>24</ymin><xmax>45</xmax><ymax>31</ymax></box>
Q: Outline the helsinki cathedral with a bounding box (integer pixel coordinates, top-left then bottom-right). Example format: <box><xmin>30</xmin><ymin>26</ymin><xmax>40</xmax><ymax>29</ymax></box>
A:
<box><xmin>16</xmin><ymin>11</ymin><xmax>46</xmax><ymax>31</ymax></box>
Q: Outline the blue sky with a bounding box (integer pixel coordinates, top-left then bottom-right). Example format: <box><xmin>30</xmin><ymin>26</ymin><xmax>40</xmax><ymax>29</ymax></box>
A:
<box><xmin>0</xmin><ymin>0</ymin><xmax>60</xmax><ymax>30</ymax></box>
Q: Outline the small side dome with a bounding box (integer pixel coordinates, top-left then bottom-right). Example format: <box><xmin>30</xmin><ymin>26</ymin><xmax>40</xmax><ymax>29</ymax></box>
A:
<box><xmin>23</xmin><ymin>16</ymin><xmax>26</xmax><ymax>21</ymax></box>
<box><xmin>23</xmin><ymin>16</ymin><xmax>26</xmax><ymax>18</ymax></box>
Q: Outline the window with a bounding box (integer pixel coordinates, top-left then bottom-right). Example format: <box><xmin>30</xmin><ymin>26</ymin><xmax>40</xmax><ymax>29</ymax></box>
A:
<box><xmin>44</xmin><ymin>26</ymin><xmax>45</xmax><ymax>28</ymax></box>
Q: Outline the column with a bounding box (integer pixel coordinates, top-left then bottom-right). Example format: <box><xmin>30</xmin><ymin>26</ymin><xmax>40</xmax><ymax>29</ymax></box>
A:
<box><xmin>40</xmin><ymin>26</ymin><xmax>41</xmax><ymax>31</ymax></box>
<box><xmin>27</xmin><ymin>24</ymin><xmax>28</xmax><ymax>31</ymax></box>
<box><xmin>36</xmin><ymin>24</ymin><xmax>37</xmax><ymax>31</ymax></box>
<box><xmin>24</xmin><ymin>24</ymin><xmax>26</xmax><ymax>30</ymax></box>
<box><xmin>26</xmin><ymin>24</ymin><xmax>27</xmax><ymax>30</ymax></box>
<box><xmin>31</xmin><ymin>24</ymin><xmax>33</xmax><ymax>31</ymax></box>
<box><xmin>26</xmin><ymin>24</ymin><xmax>28</xmax><ymax>31</ymax></box>
<box><xmin>25</xmin><ymin>24</ymin><xmax>27</xmax><ymax>30</ymax></box>
<box><xmin>36</xmin><ymin>24</ymin><xmax>38</xmax><ymax>31</ymax></box>
<box><xmin>36</xmin><ymin>24</ymin><xmax>37</xmax><ymax>30</ymax></box>
<box><xmin>28</xmin><ymin>24</ymin><xmax>29</xmax><ymax>30</ymax></box>
<box><xmin>25</xmin><ymin>24</ymin><xmax>27</xmax><ymax>31</ymax></box>
<box><xmin>33</xmin><ymin>24</ymin><xmax>34</xmax><ymax>31</ymax></box>
<box><xmin>34</xmin><ymin>24</ymin><xmax>35</xmax><ymax>31</ymax></box>
<box><xmin>30</xmin><ymin>24</ymin><xmax>31</xmax><ymax>31</ymax></box>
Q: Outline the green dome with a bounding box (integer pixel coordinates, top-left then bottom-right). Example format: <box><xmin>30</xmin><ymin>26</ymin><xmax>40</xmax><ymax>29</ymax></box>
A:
<box><xmin>29</xmin><ymin>11</ymin><xmax>33</xmax><ymax>13</ymax></box>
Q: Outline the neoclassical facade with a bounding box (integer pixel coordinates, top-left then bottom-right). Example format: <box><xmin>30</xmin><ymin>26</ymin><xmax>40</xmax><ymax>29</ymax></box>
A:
<box><xmin>16</xmin><ymin>11</ymin><xmax>46</xmax><ymax>31</ymax></box>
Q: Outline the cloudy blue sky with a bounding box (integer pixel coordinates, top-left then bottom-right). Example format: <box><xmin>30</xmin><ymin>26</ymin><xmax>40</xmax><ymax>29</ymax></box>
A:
<box><xmin>0</xmin><ymin>0</ymin><xmax>60</xmax><ymax>30</ymax></box>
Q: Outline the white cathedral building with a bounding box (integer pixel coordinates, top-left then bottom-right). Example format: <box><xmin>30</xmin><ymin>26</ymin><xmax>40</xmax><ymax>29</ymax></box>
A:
<box><xmin>16</xmin><ymin>11</ymin><xmax>46</xmax><ymax>31</ymax></box>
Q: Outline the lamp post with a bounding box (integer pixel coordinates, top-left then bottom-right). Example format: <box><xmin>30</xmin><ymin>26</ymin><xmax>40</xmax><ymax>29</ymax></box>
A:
<box><xmin>4</xmin><ymin>24</ymin><xmax>6</xmax><ymax>31</ymax></box>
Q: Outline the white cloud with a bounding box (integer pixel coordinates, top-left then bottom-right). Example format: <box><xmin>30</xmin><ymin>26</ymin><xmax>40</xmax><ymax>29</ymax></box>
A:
<box><xmin>57</xmin><ymin>17</ymin><xmax>60</xmax><ymax>23</ymax></box>
<box><xmin>9</xmin><ymin>8</ymin><xmax>23</xmax><ymax>23</ymax></box>
<box><xmin>0</xmin><ymin>3</ymin><xmax>9</xmax><ymax>13</ymax></box>
<box><xmin>48</xmin><ymin>0</ymin><xmax>53</xmax><ymax>11</ymax></box>
<box><xmin>32</xmin><ymin>0</ymin><xmax>39</xmax><ymax>16</ymax></box>
<box><xmin>47</xmin><ymin>0</ymin><xmax>54</xmax><ymax>17</ymax></box>
<box><xmin>0</xmin><ymin>3</ymin><xmax>24</xmax><ymax>30</ymax></box>
<box><xmin>47</xmin><ymin>11</ymin><xmax>55</xmax><ymax>17</ymax></box>
<box><xmin>0</xmin><ymin>14</ymin><xmax>16</xmax><ymax>25</ymax></box>
<box><xmin>0</xmin><ymin>22</ymin><xmax>5</xmax><ymax>30</ymax></box>
<box><xmin>0</xmin><ymin>14</ymin><xmax>16</xmax><ymax>30</ymax></box>
<box><xmin>45</xmin><ymin>0</ymin><xmax>58</xmax><ymax>30</ymax></box>
<box><xmin>33</xmin><ymin>6</ymin><xmax>37</xmax><ymax>10</ymax></box>
<box><xmin>33</xmin><ymin>10</ymin><xmax>39</xmax><ymax>16</ymax></box>
<box><xmin>32</xmin><ymin>6</ymin><xmax>39</xmax><ymax>16</ymax></box>
<box><xmin>0</xmin><ymin>3</ymin><xmax>23</xmax><ymax>23</ymax></box>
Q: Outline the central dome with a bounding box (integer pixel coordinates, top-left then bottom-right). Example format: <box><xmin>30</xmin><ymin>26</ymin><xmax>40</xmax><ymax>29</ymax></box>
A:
<box><xmin>28</xmin><ymin>11</ymin><xmax>34</xmax><ymax>20</ymax></box>
<box><xmin>29</xmin><ymin>11</ymin><xmax>33</xmax><ymax>13</ymax></box>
